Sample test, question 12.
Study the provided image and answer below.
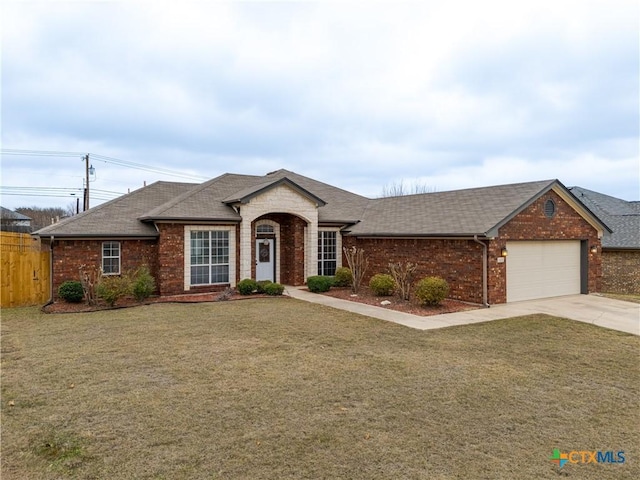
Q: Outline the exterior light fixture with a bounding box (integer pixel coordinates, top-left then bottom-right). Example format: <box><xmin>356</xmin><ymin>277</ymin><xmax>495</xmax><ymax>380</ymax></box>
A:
<box><xmin>590</xmin><ymin>245</ymin><xmax>598</xmax><ymax>254</ymax></box>
<box><xmin>501</xmin><ymin>247</ymin><xmax>508</xmax><ymax>257</ymax></box>
<box><xmin>261</xmin><ymin>238</ymin><xmax>270</xmax><ymax>246</ymax></box>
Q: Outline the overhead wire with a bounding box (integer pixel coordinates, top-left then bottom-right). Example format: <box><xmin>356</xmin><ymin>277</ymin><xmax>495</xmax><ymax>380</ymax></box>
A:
<box><xmin>1</xmin><ymin>149</ymin><xmax>210</xmax><ymax>181</ymax></box>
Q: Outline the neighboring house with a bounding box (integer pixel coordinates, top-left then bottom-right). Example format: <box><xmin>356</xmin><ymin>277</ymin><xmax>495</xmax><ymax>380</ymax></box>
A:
<box><xmin>33</xmin><ymin>169</ymin><xmax>609</xmax><ymax>305</ymax></box>
<box><xmin>570</xmin><ymin>187</ymin><xmax>640</xmax><ymax>295</ymax></box>
<box><xmin>1</xmin><ymin>207</ymin><xmax>32</xmax><ymax>233</ymax></box>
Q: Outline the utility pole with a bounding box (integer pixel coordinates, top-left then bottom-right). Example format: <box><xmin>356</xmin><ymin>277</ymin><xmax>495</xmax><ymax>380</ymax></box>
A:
<box><xmin>84</xmin><ymin>154</ymin><xmax>90</xmax><ymax>211</ymax></box>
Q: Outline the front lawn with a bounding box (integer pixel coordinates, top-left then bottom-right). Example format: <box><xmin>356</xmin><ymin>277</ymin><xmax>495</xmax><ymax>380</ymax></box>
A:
<box><xmin>2</xmin><ymin>300</ymin><xmax>638</xmax><ymax>479</ymax></box>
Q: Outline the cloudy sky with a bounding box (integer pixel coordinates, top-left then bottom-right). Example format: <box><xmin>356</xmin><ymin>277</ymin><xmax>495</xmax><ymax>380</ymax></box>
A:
<box><xmin>1</xmin><ymin>0</ymin><xmax>638</xmax><ymax>211</ymax></box>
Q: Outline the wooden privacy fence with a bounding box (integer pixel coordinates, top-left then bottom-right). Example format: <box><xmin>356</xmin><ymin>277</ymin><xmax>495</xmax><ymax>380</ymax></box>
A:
<box><xmin>1</xmin><ymin>232</ymin><xmax>51</xmax><ymax>307</ymax></box>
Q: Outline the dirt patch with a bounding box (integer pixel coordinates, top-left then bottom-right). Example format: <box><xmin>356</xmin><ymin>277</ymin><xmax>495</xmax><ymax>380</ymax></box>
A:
<box><xmin>43</xmin><ymin>291</ymin><xmax>281</xmax><ymax>314</ymax></box>
<box><xmin>321</xmin><ymin>286</ymin><xmax>480</xmax><ymax>316</ymax></box>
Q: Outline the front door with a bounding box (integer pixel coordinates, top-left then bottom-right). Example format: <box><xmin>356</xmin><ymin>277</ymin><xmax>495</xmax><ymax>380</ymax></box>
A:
<box><xmin>256</xmin><ymin>239</ymin><xmax>275</xmax><ymax>282</ymax></box>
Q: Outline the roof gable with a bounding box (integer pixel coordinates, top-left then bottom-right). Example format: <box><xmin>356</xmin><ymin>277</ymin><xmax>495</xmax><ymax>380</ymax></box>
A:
<box><xmin>223</xmin><ymin>177</ymin><xmax>326</xmax><ymax>206</ymax></box>
<box><xmin>345</xmin><ymin>179</ymin><xmax>609</xmax><ymax>238</ymax></box>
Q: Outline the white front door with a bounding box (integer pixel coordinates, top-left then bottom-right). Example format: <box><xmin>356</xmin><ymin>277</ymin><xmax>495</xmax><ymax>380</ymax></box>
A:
<box><xmin>256</xmin><ymin>239</ymin><xmax>275</xmax><ymax>282</ymax></box>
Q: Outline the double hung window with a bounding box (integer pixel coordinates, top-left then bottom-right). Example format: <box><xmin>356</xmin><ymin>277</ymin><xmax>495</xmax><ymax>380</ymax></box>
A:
<box><xmin>190</xmin><ymin>230</ymin><xmax>230</xmax><ymax>284</ymax></box>
<box><xmin>317</xmin><ymin>231</ymin><xmax>337</xmax><ymax>276</ymax></box>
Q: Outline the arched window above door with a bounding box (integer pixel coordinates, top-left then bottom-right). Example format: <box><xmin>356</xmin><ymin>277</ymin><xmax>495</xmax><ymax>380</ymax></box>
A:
<box><xmin>256</xmin><ymin>223</ymin><xmax>275</xmax><ymax>234</ymax></box>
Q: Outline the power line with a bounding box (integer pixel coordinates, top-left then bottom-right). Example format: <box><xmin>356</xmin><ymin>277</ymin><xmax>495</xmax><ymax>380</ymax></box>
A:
<box><xmin>1</xmin><ymin>149</ymin><xmax>209</xmax><ymax>181</ymax></box>
<box><xmin>0</xmin><ymin>186</ymin><xmax>122</xmax><ymax>201</ymax></box>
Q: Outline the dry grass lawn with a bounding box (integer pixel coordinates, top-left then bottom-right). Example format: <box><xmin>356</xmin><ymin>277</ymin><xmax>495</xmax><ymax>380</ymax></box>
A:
<box><xmin>1</xmin><ymin>299</ymin><xmax>638</xmax><ymax>479</ymax></box>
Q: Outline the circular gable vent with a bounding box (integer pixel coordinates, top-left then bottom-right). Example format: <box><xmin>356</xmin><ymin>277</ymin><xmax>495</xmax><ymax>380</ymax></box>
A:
<box><xmin>544</xmin><ymin>199</ymin><xmax>556</xmax><ymax>218</ymax></box>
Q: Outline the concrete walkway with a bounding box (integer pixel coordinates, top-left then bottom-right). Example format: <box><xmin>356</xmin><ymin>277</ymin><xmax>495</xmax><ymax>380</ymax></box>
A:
<box><xmin>284</xmin><ymin>287</ymin><xmax>640</xmax><ymax>335</ymax></box>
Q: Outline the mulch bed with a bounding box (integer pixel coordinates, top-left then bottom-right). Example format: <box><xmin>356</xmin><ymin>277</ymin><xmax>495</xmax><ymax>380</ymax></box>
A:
<box><xmin>321</xmin><ymin>286</ymin><xmax>481</xmax><ymax>316</ymax></box>
<box><xmin>43</xmin><ymin>287</ymin><xmax>480</xmax><ymax>317</ymax></box>
<box><xmin>42</xmin><ymin>291</ymin><xmax>281</xmax><ymax>314</ymax></box>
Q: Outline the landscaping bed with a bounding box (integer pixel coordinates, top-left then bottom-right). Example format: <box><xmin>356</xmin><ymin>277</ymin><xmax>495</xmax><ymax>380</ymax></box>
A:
<box><xmin>42</xmin><ymin>290</ymin><xmax>280</xmax><ymax>314</ymax></box>
<box><xmin>321</xmin><ymin>286</ymin><xmax>480</xmax><ymax>316</ymax></box>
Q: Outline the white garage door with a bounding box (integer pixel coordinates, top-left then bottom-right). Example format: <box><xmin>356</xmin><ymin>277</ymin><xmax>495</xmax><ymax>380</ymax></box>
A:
<box><xmin>506</xmin><ymin>241</ymin><xmax>581</xmax><ymax>302</ymax></box>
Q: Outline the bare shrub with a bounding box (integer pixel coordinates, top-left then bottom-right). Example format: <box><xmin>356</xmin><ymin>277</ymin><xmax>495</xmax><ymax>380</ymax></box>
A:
<box><xmin>78</xmin><ymin>264</ymin><xmax>100</xmax><ymax>305</ymax></box>
<box><xmin>343</xmin><ymin>246</ymin><xmax>369</xmax><ymax>294</ymax></box>
<box><xmin>389</xmin><ymin>262</ymin><xmax>418</xmax><ymax>301</ymax></box>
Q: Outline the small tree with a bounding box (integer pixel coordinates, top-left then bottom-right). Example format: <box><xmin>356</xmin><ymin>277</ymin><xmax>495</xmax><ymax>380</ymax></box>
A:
<box><xmin>343</xmin><ymin>246</ymin><xmax>369</xmax><ymax>294</ymax></box>
<box><xmin>389</xmin><ymin>262</ymin><xmax>417</xmax><ymax>301</ymax></box>
<box><xmin>79</xmin><ymin>264</ymin><xmax>100</xmax><ymax>305</ymax></box>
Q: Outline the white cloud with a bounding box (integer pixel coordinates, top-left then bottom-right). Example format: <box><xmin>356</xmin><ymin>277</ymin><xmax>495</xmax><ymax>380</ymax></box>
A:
<box><xmin>1</xmin><ymin>0</ymin><xmax>638</xmax><ymax>209</ymax></box>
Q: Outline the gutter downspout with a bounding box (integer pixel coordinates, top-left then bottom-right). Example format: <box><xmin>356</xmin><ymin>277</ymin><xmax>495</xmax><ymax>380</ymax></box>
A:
<box><xmin>43</xmin><ymin>236</ymin><xmax>54</xmax><ymax>307</ymax></box>
<box><xmin>473</xmin><ymin>235</ymin><xmax>490</xmax><ymax>308</ymax></box>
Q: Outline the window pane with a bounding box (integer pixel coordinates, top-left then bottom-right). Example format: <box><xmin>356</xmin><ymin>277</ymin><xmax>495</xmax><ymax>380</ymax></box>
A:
<box><xmin>191</xmin><ymin>266</ymin><xmax>209</xmax><ymax>285</ymax></box>
<box><xmin>103</xmin><ymin>258</ymin><xmax>118</xmax><ymax>274</ymax></box>
<box><xmin>210</xmin><ymin>265</ymin><xmax>229</xmax><ymax>283</ymax></box>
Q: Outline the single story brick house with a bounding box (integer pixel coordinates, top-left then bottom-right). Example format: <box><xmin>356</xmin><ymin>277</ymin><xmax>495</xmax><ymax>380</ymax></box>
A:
<box><xmin>34</xmin><ymin>169</ymin><xmax>610</xmax><ymax>305</ymax></box>
<box><xmin>570</xmin><ymin>187</ymin><xmax>639</xmax><ymax>295</ymax></box>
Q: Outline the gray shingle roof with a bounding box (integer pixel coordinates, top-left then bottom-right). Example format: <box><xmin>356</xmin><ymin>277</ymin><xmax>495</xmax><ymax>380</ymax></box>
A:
<box><xmin>346</xmin><ymin>180</ymin><xmax>559</xmax><ymax>236</ymax></box>
<box><xmin>139</xmin><ymin>169</ymin><xmax>369</xmax><ymax>224</ymax></box>
<box><xmin>569</xmin><ymin>187</ymin><xmax>640</xmax><ymax>249</ymax></box>
<box><xmin>1</xmin><ymin>207</ymin><xmax>31</xmax><ymax>221</ymax></box>
<box><xmin>33</xmin><ymin>170</ymin><xmax>608</xmax><ymax>240</ymax></box>
<box><xmin>35</xmin><ymin>181</ymin><xmax>197</xmax><ymax>237</ymax></box>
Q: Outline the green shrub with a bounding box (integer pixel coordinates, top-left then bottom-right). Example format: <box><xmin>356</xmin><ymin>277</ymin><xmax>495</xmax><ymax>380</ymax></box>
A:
<box><xmin>369</xmin><ymin>273</ymin><xmax>396</xmax><ymax>296</ymax></box>
<box><xmin>58</xmin><ymin>281</ymin><xmax>84</xmax><ymax>303</ymax></box>
<box><xmin>96</xmin><ymin>275</ymin><xmax>131</xmax><ymax>307</ymax></box>
<box><xmin>307</xmin><ymin>275</ymin><xmax>333</xmax><ymax>293</ymax></box>
<box><xmin>131</xmin><ymin>265</ymin><xmax>156</xmax><ymax>301</ymax></box>
<box><xmin>263</xmin><ymin>282</ymin><xmax>284</xmax><ymax>296</ymax></box>
<box><xmin>415</xmin><ymin>276</ymin><xmax>449</xmax><ymax>306</ymax></box>
<box><xmin>333</xmin><ymin>267</ymin><xmax>353</xmax><ymax>287</ymax></box>
<box><xmin>256</xmin><ymin>280</ymin><xmax>273</xmax><ymax>294</ymax></box>
<box><xmin>237</xmin><ymin>278</ymin><xmax>258</xmax><ymax>295</ymax></box>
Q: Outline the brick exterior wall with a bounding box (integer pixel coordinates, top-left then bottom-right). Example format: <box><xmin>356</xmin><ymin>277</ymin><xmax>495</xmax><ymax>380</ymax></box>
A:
<box><xmin>52</xmin><ymin>238</ymin><xmax>158</xmax><ymax>300</ymax></box>
<box><xmin>343</xmin><ymin>236</ymin><xmax>484</xmax><ymax>303</ymax></box>
<box><xmin>489</xmin><ymin>190</ymin><xmax>601</xmax><ymax>303</ymax></box>
<box><xmin>157</xmin><ymin>223</ymin><xmax>240</xmax><ymax>296</ymax></box>
<box><xmin>602</xmin><ymin>250</ymin><xmax>640</xmax><ymax>294</ymax></box>
<box><xmin>344</xmin><ymin>190</ymin><xmax>602</xmax><ymax>305</ymax></box>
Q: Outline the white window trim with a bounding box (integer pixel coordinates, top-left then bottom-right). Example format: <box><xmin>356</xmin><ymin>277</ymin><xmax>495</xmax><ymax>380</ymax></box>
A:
<box><xmin>317</xmin><ymin>228</ymin><xmax>342</xmax><ymax>275</ymax></box>
<box><xmin>102</xmin><ymin>241</ymin><xmax>121</xmax><ymax>275</ymax></box>
<box><xmin>184</xmin><ymin>226</ymin><xmax>236</xmax><ymax>290</ymax></box>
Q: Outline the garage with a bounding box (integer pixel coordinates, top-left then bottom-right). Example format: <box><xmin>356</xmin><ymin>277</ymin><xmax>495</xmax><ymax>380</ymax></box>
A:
<box><xmin>506</xmin><ymin>241</ymin><xmax>582</xmax><ymax>302</ymax></box>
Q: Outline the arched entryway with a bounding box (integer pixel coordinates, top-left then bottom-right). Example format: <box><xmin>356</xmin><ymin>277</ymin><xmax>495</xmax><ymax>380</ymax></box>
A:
<box><xmin>252</xmin><ymin>213</ymin><xmax>309</xmax><ymax>285</ymax></box>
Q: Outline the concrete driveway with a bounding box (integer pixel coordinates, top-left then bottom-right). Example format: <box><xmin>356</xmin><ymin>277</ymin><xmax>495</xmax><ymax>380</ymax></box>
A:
<box><xmin>413</xmin><ymin>294</ymin><xmax>640</xmax><ymax>335</ymax></box>
<box><xmin>286</xmin><ymin>287</ymin><xmax>639</xmax><ymax>335</ymax></box>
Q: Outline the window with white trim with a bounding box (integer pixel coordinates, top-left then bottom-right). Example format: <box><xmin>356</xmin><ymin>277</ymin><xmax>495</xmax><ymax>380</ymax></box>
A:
<box><xmin>102</xmin><ymin>241</ymin><xmax>121</xmax><ymax>275</ymax></box>
<box><xmin>318</xmin><ymin>231</ymin><xmax>337</xmax><ymax>276</ymax></box>
<box><xmin>190</xmin><ymin>230</ymin><xmax>230</xmax><ymax>284</ymax></box>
